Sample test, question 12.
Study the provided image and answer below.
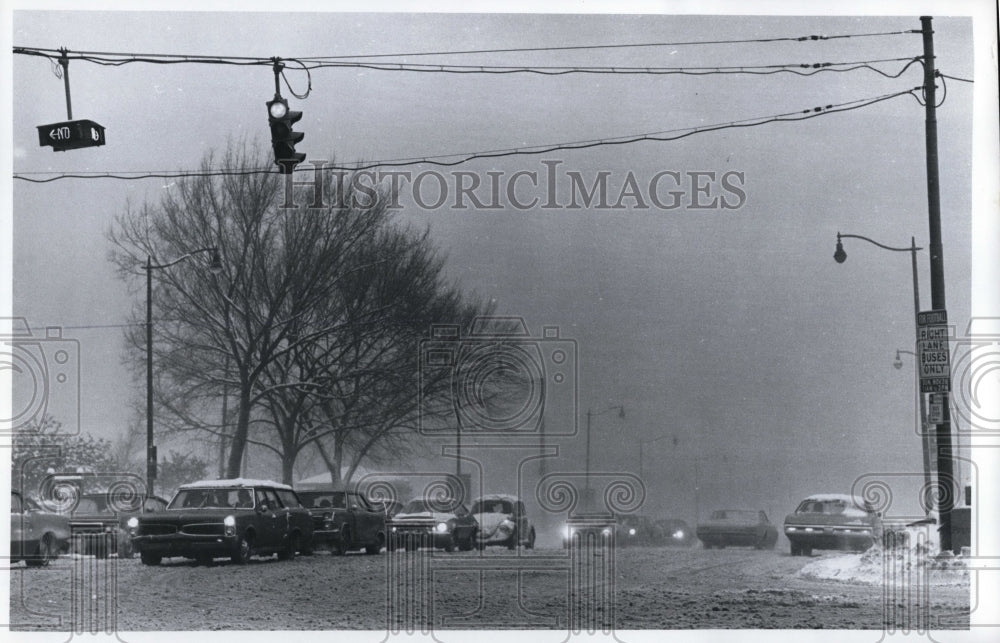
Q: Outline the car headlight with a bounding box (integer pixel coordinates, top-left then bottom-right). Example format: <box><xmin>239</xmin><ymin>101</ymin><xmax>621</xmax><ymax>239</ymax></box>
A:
<box><xmin>804</xmin><ymin>527</ymin><xmax>815</xmax><ymax>532</ymax></box>
<box><xmin>436</xmin><ymin>522</ymin><xmax>449</xmax><ymax>533</ymax></box>
<box><xmin>672</xmin><ymin>530</ymin><xmax>685</xmax><ymax>539</ymax></box>
<box><xmin>498</xmin><ymin>520</ymin><xmax>515</xmax><ymax>533</ymax></box>
<box><xmin>127</xmin><ymin>517</ymin><xmax>139</xmax><ymax>535</ymax></box>
<box><xmin>224</xmin><ymin>515</ymin><xmax>236</xmax><ymax>536</ymax></box>
<box><xmin>392</xmin><ymin>526</ymin><xmax>397</xmax><ymax>533</ymax></box>
<box><xmin>627</xmin><ymin>528</ymin><xmax>637</xmax><ymax>536</ymax></box>
<box><xmin>602</xmin><ymin>528</ymin><xmax>612</xmax><ymax>536</ymax></box>
<box><xmin>105</xmin><ymin>525</ymin><xmax>116</xmax><ymax>533</ymax></box>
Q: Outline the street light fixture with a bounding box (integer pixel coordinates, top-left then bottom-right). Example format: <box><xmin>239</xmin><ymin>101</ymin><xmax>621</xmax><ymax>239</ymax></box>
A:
<box><xmin>584</xmin><ymin>404</ymin><xmax>625</xmax><ymax>512</ymax></box>
<box><xmin>143</xmin><ymin>246</ymin><xmax>222</xmax><ymax>496</ymax></box>
<box><xmin>833</xmin><ymin>232</ymin><xmax>931</xmax><ymax>499</ymax></box>
<box><xmin>894</xmin><ymin>348</ymin><xmax>917</xmax><ymax>371</ymax></box>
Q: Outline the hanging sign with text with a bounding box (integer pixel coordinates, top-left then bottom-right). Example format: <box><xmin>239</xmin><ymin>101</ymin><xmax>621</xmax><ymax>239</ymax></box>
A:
<box><xmin>917</xmin><ymin>309</ymin><xmax>951</xmax><ymax>394</ymax></box>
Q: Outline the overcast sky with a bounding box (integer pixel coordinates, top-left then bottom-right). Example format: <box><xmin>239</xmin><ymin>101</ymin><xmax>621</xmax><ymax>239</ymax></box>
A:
<box><xmin>4</xmin><ymin>3</ymin><xmax>998</xmax><ymax>531</ymax></box>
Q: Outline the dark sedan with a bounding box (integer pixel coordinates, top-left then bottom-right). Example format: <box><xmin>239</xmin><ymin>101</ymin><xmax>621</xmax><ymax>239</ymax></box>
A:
<box><xmin>697</xmin><ymin>509</ymin><xmax>778</xmax><ymax>550</ymax></box>
<box><xmin>69</xmin><ymin>493</ymin><xmax>168</xmax><ymax>558</ymax></box>
<box><xmin>129</xmin><ymin>479</ymin><xmax>313</xmax><ymax>565</ymax></box>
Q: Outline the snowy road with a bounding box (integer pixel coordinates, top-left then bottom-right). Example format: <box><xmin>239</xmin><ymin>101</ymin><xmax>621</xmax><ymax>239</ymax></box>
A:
<box><xmin>8</xmin><ymin>545</ymin><xmax>969</xmax><ymax>632</ymax></box>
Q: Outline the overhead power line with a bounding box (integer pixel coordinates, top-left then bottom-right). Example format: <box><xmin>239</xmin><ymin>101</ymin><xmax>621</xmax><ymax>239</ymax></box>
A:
<box><xmin>13</xmin><ymin>44</ymin><xmax>924</xmax><ymax>79</ymax></box>
<box><xmin>12</xmin><ymin>29</ymin><xmax>920</xmax><ymax>66</ymax></box>
<box><xmin>13</xmin><ymin>88</ymin><xmax>921</xmax><ymax>184</ymax></box>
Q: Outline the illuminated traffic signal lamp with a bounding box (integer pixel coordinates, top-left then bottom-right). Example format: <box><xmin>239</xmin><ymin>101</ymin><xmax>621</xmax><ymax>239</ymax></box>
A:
<box><xmin>266</xmin><ymin>97</ymin><xmax>305</xmax><ymax>174</ymax></box>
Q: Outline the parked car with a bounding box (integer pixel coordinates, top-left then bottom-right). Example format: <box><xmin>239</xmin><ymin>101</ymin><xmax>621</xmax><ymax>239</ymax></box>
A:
<box><xmin>784</xmin><ymin>493</ymin><xmax>883</xmax><ymax>556</ymax></box>
<box><xmin>295</xmin><ymin>485</ymin><xmax>386</xmax><ymax>555</ymax></box>
<box><xmin>471</xmin><ymin>494</ymin><xmax>536</xmax><ymax>549</ymax></box>
<box><xmin>128</xmin><ymin>478</ymin><xmax>314</xmax><ymax>566</ymax></box>
<box><xmin>388</xmin><ymin>496</ymin><xmax>478</xmax><ymax>552</ymax></box>
<box><xmin>653</xmin><ymin>518</ymin><xmax>697</xmax><ymax>547</ymax></box>
<box><xmin>614</xmin><ymin>514</ymin><xmax>663</xmax><ymax>547</ymax></box>
<box><xmin>697</xmin><ymin>509</ymin><xmax>778</xmax><ymax>550</ymax></box>
<box><xmin>10</xmin><ymin>490</ymin><xmax>71</xmax><ymax>567</ymax></box>
<box><xmin>69</xmin><ymin>493</ymin><xmax>168</xmax><ymax>559</ymax></box>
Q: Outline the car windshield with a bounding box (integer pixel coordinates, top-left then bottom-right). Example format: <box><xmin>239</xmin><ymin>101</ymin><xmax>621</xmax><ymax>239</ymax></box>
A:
<box><xmin>401</xmin><ymin>498</ymin><xmax>459</xmax><ymax>514</ymax></box>
<box><xmin>711</xmin><ymin>510</ymin><xmax>757</xmax><ymax>521</ymax></box>
<box><xmin>74</xmin><ymin>498</ymin><xmax>110</xmax><ymax>514</ymax></box>
<box><xmin>298</xmin><ymin>492</ymin><xmax>347</xmax><ymax>509</ymax></box>
<box><xmin>796</xmin><ymin>499</ymin><xmax>860</xmax><ymax>515</ymax></box>
<box><xmin>169</xmin><ymin>488</ymin><xmax>254</xmax><ymax>509</ymax></box>
<box><xmin>471</xmin><ymin>500</ymin><xmax>513</xmax><ymax>514</ymax></box>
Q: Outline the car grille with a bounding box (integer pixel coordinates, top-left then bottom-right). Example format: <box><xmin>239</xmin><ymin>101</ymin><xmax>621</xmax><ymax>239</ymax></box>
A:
<box><xmin>71</xmin><ymin>522</ymin><xmax>110</xmax><ymax>534</ymax></box>
<box><xmin>138</xmin><ymin>523</ymin><xmax>178</xmax><ymax>536</ymax></box>
<box><xmin>180</xmin><ymin>523</ymin><xmax>226</xmax><ymax>536</ymax></box>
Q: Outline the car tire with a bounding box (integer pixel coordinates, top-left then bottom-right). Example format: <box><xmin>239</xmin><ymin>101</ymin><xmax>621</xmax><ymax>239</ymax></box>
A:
<box><xmin>231</xmin><ymin>534</ymin><xmax>253</xmax><ymax>564</ymax></box>
<box><xmin>140</xmin><ymin>551</ymin><xmax>162</xmax><ymax>566</ymax></box>
<box><xmin>801</xmin><ymin>545</ymin><xmax>812</xmax><ymax>557</ymax></box>
<box><xmin>25</xmin><ymin>534</ymin><xmax>56</xmax><ymax>568</ymax></box>
<box><xmin>443</xmin><ymin>534</ymin><xmax>456</xmax><ymax>553</ymax></box>
<box><xmin>119</xmin><ymin>536</ymin><xmax>134</xmax><ymax>559</ymax></box>
<box><xmin>506</xmin><ymin>532</ymin><xmax>517</xmax><ymax>550</ymax></box>
<box><xmin>334</xmin><ymin>528</ymin><xmax>350</xmax><ymax>556</ymax></box>
<box><xmin>195</xmin><ymin>554</ymin><xmax>214</xmax><ymax>566</ymax></box>
<box><xmin>387</xmin><ymin>535</ymin><xmax>397</xmax><ymax>552</ymax></box>
<box><xmin>278</xmin><ymin>533</ymin><xmax>299</xmax><ymax>561</ymax></box>
<box><xmin>365</xmin><ymin>535</ymin><xmax>383</xmax><ymax>555</ymax></box>
<box><xmin>525</xmin><ymin>528</ymin><xmax>536</xmax><ymax>550</ymax></box>
<box><xmin>458</xmin><ymin>531</ymin><xmax>474</xmax><ymax>552</ymax></box>
<box><xmin>790</xmin><ymin>541</ymin><xmax>800</xmax><ymax>556</ymax></box>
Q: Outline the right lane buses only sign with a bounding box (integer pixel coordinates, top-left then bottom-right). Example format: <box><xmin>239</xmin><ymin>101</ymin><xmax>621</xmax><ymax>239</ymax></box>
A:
<box><xmin>917</xmin><ymin>309</ymin><xmax>951</xmax><ymax>394</ymax></box>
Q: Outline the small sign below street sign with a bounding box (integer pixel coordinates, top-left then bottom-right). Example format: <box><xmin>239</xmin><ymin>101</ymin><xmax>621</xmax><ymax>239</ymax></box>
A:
<box><xmin>37</xmin><ymin>119</ymin><xmax>106</xmax><ymax>151</ymax></box>
<box><xmin>917</xmin><ymin>309</ymin><xmax>951</xmax><ymax>393</ymax></box>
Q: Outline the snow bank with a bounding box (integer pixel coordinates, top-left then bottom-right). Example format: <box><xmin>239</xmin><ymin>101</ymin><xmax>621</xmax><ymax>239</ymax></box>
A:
<box><xmin>798</xmin><ymin>528</ymin><xmax>970</xmax><ymax>586</ymax></box>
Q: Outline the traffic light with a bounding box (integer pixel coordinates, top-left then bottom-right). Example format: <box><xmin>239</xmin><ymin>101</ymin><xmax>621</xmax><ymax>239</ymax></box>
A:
<box><xmin>266</xmin><ymin>97</ymin><xmax>305</xmax><ymax>174</ymax></box>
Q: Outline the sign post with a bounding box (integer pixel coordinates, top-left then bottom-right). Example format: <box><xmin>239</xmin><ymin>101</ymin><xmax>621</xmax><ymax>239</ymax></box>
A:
<box><xmin>916</xmin><ymin>310</ymin><xmax>950</xmax><ymax>394</ymax></box>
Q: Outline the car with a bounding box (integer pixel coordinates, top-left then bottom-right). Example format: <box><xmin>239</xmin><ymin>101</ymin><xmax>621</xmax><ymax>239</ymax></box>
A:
<box><xmin>128</xmin><ymin>478</ymin><xmax>314</xmax><ymax>566</ymax></box>
<box><xmin>784</xmin><ymin>493</ymin><xmax>884</xmax><ymax>556</ymax></box>
<box><xmin>10</xmin><ymin>490</ymin><xmax>71</xmax><ymax>567</ymax></box>
<box><xmin>653</xmin><ymin>518</ymin><xmax>697</xmax><ymax>547</ymax></box>
<box><xmin>68</xmin><ymin>493</ymin><xmax>168</xmax><ymax>559</ymax></box>
<box><xmin>471</xmin><ymin>494</ymin><xmax>536</xmax><ymax>550</ymax></box>
<box><xmin>696</xmin><ymin>509</ymin><xmax>778</xmax><ymax>550</ymax></box>
<box><xmin>295</xmin><ymin>485</ymin><xmax>387</xmax><ymax>555</ymax></box>
<box><xmin>387</xmin><ymin>496</ymin><xmax>478</xmax><ymax>552</ymax></box>
<box><xmin>614</xmin><ymin>514</ymin><xmax>663</xmax><ymax>547</ymax></box>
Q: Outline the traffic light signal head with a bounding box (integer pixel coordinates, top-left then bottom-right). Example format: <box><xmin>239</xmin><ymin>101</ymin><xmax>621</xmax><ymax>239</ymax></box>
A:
<box><xmin>266</xmin><ymin>97</ymin><xmax>305</xmax><ymax>174</ymax></box>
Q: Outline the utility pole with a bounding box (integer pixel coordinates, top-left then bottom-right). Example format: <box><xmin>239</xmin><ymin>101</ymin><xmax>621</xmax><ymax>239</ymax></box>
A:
<box><xmin>920</xmin><ymin>15</ymin><xmax>955</xmax><ymax>553</ymax></box>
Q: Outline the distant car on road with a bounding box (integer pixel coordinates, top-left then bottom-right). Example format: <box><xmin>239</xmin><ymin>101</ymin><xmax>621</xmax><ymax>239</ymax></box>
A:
<box><xmin>784</xmin><ymin>494</ymin><xmax>883</xmax><ymax>556</ymax></box>
<box><xmin>697</xmin><ymin>509</ymin><xmax>778</xmax><ymax>550</ymax></box>
<box><xmin>388</xmin><ymin>496</ymin><xmax>478</xmax><ymax>552</ymax></box>
<box><xmin>471</xmin><ymin>494</ymin><xmax>536</xmax><ymax>549</ymax></box>
<box><xmin>653</xmin><ymin>518</ymin><xmax>697</xmax><ymax>547</ymax></box>
<box><xmin>614</xmin><ymin>514</ymin><xmax>663</xmax><ymax>547</ymax></box>
<box><xmin>295</xmin><ymin>485</ymin><xmax>386</xmax><ymax>555</ymax></box>
<box><xmin>10</xmin><ymin>490</ymin><xmax>71</xmax><ymax>567</ymax></box>
<box><xmin>129</xmin><ymin>478</ymin><xmax>314</xmax><ymax>566</ymax></box>
<box><xmin>69</xmin><ymin>493</ymin><xmax>168</xmax><ymax>559</ymax></box>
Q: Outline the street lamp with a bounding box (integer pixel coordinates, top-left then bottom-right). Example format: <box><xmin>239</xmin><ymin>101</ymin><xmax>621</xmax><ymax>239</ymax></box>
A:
<box><xmin>584</xmin><ymin>405</ymin><xmax>625</xmax><ymax>511</ymax></box>
<box><xmin>834</xmin><ymin>232</ymin><xmax>931</xmax><ymax>500</ymax></box>
<box><xmin>143</xmin><ymin>247</ymin><xmax>222</xmax><ymax>496</ymax></box>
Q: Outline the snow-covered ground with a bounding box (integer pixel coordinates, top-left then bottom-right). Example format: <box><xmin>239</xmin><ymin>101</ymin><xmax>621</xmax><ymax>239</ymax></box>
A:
<box><xmin>799</xmin><ymin>525</ymin><xmax>971</xmax><ymax>586</ymax></box>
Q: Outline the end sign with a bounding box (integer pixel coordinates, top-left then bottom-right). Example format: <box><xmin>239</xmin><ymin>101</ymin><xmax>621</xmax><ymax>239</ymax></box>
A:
<box><xmin>37</xmin><ymin>119</ymin><xmax>106</xmax><ymax>151</ymax></box>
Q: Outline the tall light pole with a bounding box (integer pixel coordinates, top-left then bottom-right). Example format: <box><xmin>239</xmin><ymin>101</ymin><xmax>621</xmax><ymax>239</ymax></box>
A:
<box><xmin>143</xmin><ymin>247</ymin><xmax>222</xmax><ymax>496</ymax></box>
<box><xmin>584</xmin><ymin>405</ymin><xmax>625</xmax><ymax>511</ymax></box>
<box><xmin>894</xmin><ymin>349</ymin><xmax>932</xmax><ymax>498</ymax></box>
<box><xmin>834</xmin><ymin>232</ymin><xmax>930</xmax><ymax>503</ymax></box>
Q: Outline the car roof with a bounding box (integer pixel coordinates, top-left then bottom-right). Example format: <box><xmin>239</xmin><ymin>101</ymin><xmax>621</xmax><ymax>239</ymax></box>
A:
<box><xmin>800</xmin><ymin>493</ymin><xmax>867</xmax><ymax>505</ymax></box>
<box><xmin>474</xmin><ymin>494</ymin><xmax>520</xmax><ymax>503</ymax></box>
<box><xmin>179</xmin><ymin>478</ymin><xmax>293</xmax><ymax>491</ymax></box>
